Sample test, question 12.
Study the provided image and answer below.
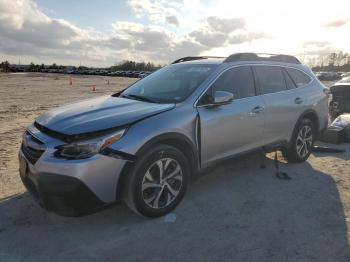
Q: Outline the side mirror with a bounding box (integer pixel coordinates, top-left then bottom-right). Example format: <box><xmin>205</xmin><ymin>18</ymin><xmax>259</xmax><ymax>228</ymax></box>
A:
<box><xmin>213</xmin><ymin>91</ymin><xmax>234</xmax><ymax>105</ymax></box>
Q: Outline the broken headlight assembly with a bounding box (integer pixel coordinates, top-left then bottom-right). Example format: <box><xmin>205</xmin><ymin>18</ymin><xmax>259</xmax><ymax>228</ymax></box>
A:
<box><xmin>54</xmin><ymin>129</ymin><xmax>126</xmax><ymax>159</ymax></box>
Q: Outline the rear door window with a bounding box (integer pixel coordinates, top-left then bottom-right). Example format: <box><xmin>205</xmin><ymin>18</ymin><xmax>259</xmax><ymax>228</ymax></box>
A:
<box><xmin>285</xmin><ymin>68</ymin><xmax>312</xmax><ymax>87</ymax></box>
<box><xmin>254</xmin><ymin>66</ymin><xmax>287</xmax><ymax>94</ymax></box>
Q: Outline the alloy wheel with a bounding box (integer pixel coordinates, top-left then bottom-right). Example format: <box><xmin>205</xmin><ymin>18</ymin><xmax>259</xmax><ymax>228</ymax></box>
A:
<box><xmin>141</xmin><ymin>158</ymin><xmax>183</xmax><ymax>209</ymax></box>
<box><xmin>296</xmin><ymin>125</ymin><xmax>313</xmax><ymax>159</ymax></box>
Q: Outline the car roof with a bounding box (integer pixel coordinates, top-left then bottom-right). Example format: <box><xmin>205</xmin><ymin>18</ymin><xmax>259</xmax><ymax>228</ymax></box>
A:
<box><xmin>176</xmin><ymin>58</ymin><xmax>308</xmax><ymax>70</ymax></box>
<box><xmin>171</xmin><ymin>57</ymin><xmax>314</xmax><ymax>81</ymax></box>
<box><xmin>176</xmin><ymin>58</ymin><xmax>225</xmax><ymax>65</ymax></box>
<box><xmin>172</xmin><ymin>53</ymin><xmax>301</xmax><ymax>66</ymax></box>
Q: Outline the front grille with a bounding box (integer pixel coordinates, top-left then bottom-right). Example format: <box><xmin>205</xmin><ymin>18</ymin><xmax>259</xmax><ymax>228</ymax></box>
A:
<box><xmin>21</xmin><ymin>132</ymin><xmax>45</xmax><ymax>165</ymax></box>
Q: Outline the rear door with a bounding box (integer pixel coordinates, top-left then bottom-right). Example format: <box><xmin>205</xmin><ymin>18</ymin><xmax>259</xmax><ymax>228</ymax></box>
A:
<box><xmin>253</xmin><ymin>65</ymin><xmax>303</xmax><ymax>145</ymax></box>
<box><xmin>197</xmin><ymin>66</ymin><xmax>266</xmax><ymax>165</ymax></box>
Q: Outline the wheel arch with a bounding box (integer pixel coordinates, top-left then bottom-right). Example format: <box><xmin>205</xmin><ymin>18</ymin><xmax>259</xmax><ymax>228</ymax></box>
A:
<box><xmin>115</xmin><ymin>132</ymin><xmax>199</xmax><ymax>200</ymax></box>
<box><xmin>289</xmin><ymin>109</ymin><xmax>320</xmax><ymax>145</ymax></box>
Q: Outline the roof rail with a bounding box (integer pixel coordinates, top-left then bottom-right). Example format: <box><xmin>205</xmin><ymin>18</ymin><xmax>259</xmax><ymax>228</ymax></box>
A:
<box><xmin>171</xmin><ymin>56</ymin><xmax>226</xmax><ymax>64</ymax></box>
<box><xmin>223</xmin><ymin>53</ymin><xmax>301</xmax><ymax>64</ymax></box>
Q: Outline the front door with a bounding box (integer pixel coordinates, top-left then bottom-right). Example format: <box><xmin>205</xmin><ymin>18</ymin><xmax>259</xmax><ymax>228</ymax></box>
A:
<box><xmin>197</xmin><ymin>66</ymin><xmax>266</xmax><ymax>166</ymax></box>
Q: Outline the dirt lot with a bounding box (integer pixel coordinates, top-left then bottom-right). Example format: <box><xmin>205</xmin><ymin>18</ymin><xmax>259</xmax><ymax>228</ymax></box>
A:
<box><xmin>0</xmin><ymin>73</ymin><xmax>350</xmax><ymax>261</ymax></box>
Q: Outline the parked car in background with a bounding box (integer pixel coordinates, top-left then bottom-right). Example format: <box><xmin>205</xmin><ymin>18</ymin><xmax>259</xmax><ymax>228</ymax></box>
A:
<box><xmin>341</xmin><ymin>72</ymin><xmax>350</xmax><ymax>78</ymax></box>
<box><xmin>19</xmin><ymin>53</ymin><xmax>328</xmax><ymax>218</ymax></box>
<box><xmin>139</xmin><ymin>71</ymin><xmax>151</xmax><ymax>78</ymax></box>
<box><xmin>329</xmin><ymin>76</ymin><xmax>350</xmax><ymax>120</ymax></box>
<box><xmin>316</xmin><ymin>71</ymin><xmax>341</xmax><ymax>81</ymax></box>
<box><xmin>125</xmin><ymin>71</ymin><xmax>134</xmax><ymax>77</ymax></box>
<box><xmin>107</xmin><ymin>71</ymin><xmax>116</xmax><ymax>76</ymax></box>
<box><xmin>131</xmin><ymin>71</ymin><xmax>139</xmax><ymax>78</ymax></box>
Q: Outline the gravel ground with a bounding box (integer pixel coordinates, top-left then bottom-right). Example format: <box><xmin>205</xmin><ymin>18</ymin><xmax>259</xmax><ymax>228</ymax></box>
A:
<box><xmin>0</xmin><ymin>73</ymin><xmax>349</xmax><ymax>261</ymax></box>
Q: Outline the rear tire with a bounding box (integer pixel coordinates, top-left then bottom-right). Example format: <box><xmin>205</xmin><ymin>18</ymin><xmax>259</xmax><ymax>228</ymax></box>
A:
<box><xmin>123</xmin><ymin>144</ymin><xmax>189</xmax><ymax>217</ymax></box>
<box><xmin>283</xmin><ymin>118</ymin><xmax>315</xmax><ymax>163</ymax></box>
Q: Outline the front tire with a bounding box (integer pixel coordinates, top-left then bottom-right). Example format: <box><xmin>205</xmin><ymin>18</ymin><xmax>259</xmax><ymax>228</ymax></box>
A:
<box><xmin>123</xmin><ymin>144</ymin><xmax>189</xmax><ymax>217</ymax></box>
<box><xmin>283</xmin><ymin>118</ymin><xmax>315</xmax><ymax>163</ymax></box>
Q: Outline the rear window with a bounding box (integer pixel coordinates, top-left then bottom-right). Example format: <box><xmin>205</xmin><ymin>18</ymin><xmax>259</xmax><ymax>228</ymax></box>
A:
<box><xmin>255</xmin><ymin>66</ymin><xmax>287</xmax><ymax>94</ymax></box>
<box><xmin>283</xmin><ymin>70</ymin><xmax>297</xmax><ymax>89</ymax></box>
<box><xmin>286</xmin><ymin>68</ymin><xmax>312</xmax><ymax>87</ymax></box>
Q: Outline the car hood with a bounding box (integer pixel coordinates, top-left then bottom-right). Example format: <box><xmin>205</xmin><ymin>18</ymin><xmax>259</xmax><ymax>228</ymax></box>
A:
<box><xmin>35</xmin><ymin>96</ymin><xmax>175</xmax><ymax>135</ymax></box>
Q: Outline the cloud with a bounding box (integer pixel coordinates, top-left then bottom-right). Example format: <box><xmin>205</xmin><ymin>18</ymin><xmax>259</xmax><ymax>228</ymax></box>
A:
<box><xmin>300</xmin><ymin>41</ymin><xmax>339</xmax><ymax>56</ymax></box>
<box><xmin>0</xmin><ymin>0</ymin><xmax>268</xmax><ymax>66</ymax></box>
<box><xmin>301</xmin><ymin>47</ymin><xmax>339</xmax><ymax>56</ymax></box>
<box><xmin>302</xmin><ymin>41</ymin><xmax>331</xmax><ymax>48</ymax></box>
<box><xmin>165</xmin><ymin>15</ymin><xmax>179</xmax><ymax>26</ymax></box>
<box><xmin>172</xmin><ymin>40</ymin><xmax>205</xmax><ymax>57</ymax></box>
<box><xmin>323</xmin><ymin>19</ymin><xmax>349</xmax><ymax>27</ymax></box>
<box><xmin>111</xmin><ymin>21</ymin><xmax>174</xmax><ymax>51</ymax></box>
<box><xmin>128</xmin><ymin>0</ymin><xmax>181</xmax><ymax>26</ymax></box>
<box><xmin>190</xmin><ymin>16</ymin><xmax>269</xmax><ymax>48</ymax></box>
<box><xmin>111</xmin><ymin>21</ymin><xmax>205</xmax><ymax>61</ymax></box>
<box><xmin>93</xmin><ymin>37</ymin><xmax>131</xmax><ymax>50</ymax></box>
<box><xmin>0</xmin><ymin>0</ymin><xmax>202</xmax><ymax>65</ymax></box>
<box><xmin>0</xmin><ymin>0</ymin><xmax>84</xmax><ymax>49</ymax></box>
<box><xmin>2</xmin><ymin>0</ymin><xmax>348</xmax><ymax>67</ymax></box>
<box><xmin>229</xmin><ymin>32</ymin><xmax>270</xmax><ymax>44</ymax></box>
<box><xmin>0</xmin><ymin>0</ymin><xmax>99</xmax><ymax>64</ymax></box>
<box><xmin>207</xmin><ymin>16</ymin><xmax>246</xmax><ymax>33</ymax></box>
<box><xmin>189</xmin><ymin>16</ymin><xmax>246</xmax><ymax>48</ymax></box>
<box><xmin>190</xmin><ymin>30</ymin><xmax>227</xmax><ymax>48</ymax></box>
<box><xmin>0</xmin><ymin>0</ymin><xmax>209</xmax><ymax>65</ymax></box>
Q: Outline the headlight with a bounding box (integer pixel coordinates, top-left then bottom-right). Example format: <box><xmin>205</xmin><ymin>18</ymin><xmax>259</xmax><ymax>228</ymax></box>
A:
<box><xmin>55</xmin><ymin>129</ymin><xmax>126</xmax><ymax>159</ymax></box>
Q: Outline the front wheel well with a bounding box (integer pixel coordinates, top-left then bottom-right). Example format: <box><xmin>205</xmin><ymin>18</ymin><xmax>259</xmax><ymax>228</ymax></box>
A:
<box><xmin>115</xmin><ymin>136</ymin><xmax>199</xmax><ymax>201</ymax></box>
<box><xmin>152</xmin><ymin>138</ymin><xmax>198</xmax><ymax>176</ymax></box>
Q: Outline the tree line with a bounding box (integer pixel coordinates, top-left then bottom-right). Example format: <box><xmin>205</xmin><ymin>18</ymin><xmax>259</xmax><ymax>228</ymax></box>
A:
<box><xmin>2</xmin><ymin>53</ymin><xmax>350</xmax><ymax>73</ymax></box>
<box><xmin>308</xmin><ymin>52</ymin><xmax>350</xmax><ymax>72</ymax></box>
<box><xmin>0</xmin><ymin>61</ymin><xmax>10</xmax><ymax>72</ymax></box>
<box><xmin>0</xmin><ymin>60</ymin><xmax>162</xmax><ymax>73</ymax></box>
<box><xmin>111</xmin><ymin>60</ymin><xmax>162</xmax><ymax>71</ymax></box>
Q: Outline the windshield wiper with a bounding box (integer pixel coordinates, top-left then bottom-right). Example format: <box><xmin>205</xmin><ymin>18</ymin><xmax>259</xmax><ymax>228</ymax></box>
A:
<box><xmin>122</xmin><ymin>94</ymin><xmax>157</xmax><ymax>103</ymax></box>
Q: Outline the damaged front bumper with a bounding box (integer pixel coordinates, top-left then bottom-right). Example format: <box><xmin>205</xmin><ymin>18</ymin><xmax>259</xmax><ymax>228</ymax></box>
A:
<box><xmin>18</xmin><ymin>125</ymin><xmax>131</xmax><ymax>216</ymax></box>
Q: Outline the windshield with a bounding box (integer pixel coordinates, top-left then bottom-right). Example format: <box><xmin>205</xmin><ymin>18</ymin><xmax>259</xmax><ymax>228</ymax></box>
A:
<box><xmin>121</xmin><ymin>64</ymin><xmax>218</xmax><ymax>103</ymax></box>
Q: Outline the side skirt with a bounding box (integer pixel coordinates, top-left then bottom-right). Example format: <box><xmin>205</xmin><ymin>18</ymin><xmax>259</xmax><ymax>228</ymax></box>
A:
<box><xmin>197</xmin><ymin>140</ymin><xmax>288</xmax><ymax>175</ymax></box>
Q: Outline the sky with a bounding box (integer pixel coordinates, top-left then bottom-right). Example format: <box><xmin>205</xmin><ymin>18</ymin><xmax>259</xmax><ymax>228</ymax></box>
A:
<box><xmin>0</xmin><ymin>0</ymin><xmax>350</xmax><ymax>67</ymax></box>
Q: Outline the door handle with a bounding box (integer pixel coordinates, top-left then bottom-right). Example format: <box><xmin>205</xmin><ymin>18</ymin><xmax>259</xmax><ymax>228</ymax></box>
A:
<box><xmin>294</xmin><ymin>97</ymin><xmax>304</xmax><ymax>104</ymax></box>
<box><xmin>251</xmin><ymin>106</ymin><xmax>264</xmax><ymax>114</ymax></box>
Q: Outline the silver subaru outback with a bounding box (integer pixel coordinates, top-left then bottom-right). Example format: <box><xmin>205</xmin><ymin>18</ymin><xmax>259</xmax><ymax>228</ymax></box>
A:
<box><xmin>19</xmin><ymin>53</ymin><xmax>329</xmax><ymax>217</ymax></box>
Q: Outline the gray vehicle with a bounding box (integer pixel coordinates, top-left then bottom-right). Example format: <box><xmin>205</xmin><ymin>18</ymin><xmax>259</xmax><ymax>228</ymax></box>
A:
<box><xmin>19</xmin><ymin>53</ymin><xmax>329</xmax><ymax>217</ymax></box>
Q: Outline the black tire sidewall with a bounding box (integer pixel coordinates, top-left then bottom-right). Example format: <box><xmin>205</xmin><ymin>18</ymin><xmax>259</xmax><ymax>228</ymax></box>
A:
<box><xmin>127</xmin><ymin>145</ymin><xmax>189</xmax><ymax>217</ymax></box>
